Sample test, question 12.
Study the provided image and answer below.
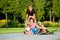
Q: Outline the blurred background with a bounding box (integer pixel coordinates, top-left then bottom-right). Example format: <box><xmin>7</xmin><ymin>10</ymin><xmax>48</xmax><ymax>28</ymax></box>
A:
<box><xmin>0</xmin><ymin>0</ymin><xmax>60</xmax><ymax>33</ymax></box>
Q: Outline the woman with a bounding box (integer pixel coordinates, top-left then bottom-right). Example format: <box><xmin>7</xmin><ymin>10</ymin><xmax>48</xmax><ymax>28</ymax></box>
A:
<box><xmin>25</xmin><ymin>5</ymin><xmax>36</xmax><ymax>27</ymax></box>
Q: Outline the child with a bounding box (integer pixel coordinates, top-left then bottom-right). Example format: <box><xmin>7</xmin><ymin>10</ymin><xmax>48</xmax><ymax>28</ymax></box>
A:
<box><xmin>28</xmin><ymin>18</ymin><xmax>39</xmax><ymax>34</ymax></box>
<box><xmin>39</xmin><ymin>22</ymin><xmax>46</xmax><ymax>34</ymax></box>
<box><xmin>25</xmin><ymin>24</ymin><xmax>30</xmax><ymax>32</ymax></box>
<box><xmin>38</xmin><ymin>22</ymin><xmax>46</xmax><ymax>35</ymax></box>
<box><xmin>24</xmin><ymin>24</ymin><xmax>33</xmax><ymax>35</ymax></box>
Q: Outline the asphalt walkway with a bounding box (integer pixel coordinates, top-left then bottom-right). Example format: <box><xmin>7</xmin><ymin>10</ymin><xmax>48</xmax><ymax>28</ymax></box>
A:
<box><xmin>0</xmin><ymin>32</ymin><xmax>60</xmax><ymax>40</ymax></box>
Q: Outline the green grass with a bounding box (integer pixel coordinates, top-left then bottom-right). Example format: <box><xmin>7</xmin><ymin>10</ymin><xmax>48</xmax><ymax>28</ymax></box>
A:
<box><xmin>47</xmin><ymin>27</ymin><xmax>60</xmax><ymax>32</ymax></box>
<box><xmin>56</xmin><ymin>38</ymin><xmax>60</xmax><ymax>40</ymax></box>
<box><xmin>0</xmin><ymin>28</ymin><xmax>24</xmax><ymax>34</ymax></box>
<box><xmin>0</xmin><ymin>27</ymin><xmax>60</xmax><ymax>34</ymax></box>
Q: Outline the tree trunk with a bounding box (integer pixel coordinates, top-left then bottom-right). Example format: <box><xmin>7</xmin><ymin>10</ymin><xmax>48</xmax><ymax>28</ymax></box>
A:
<box><xmin>50</xmin><ymin>12</ymin><xmax>51</xmax><ymax>22</ymax></box>
<box><xmin>6</xmin><ymin>13</ymin><xmax>8</xmax><ymax>28</ymax></box>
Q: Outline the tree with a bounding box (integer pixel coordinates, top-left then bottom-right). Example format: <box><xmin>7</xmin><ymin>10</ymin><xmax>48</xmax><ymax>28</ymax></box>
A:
<box><xmin>0</xmin><ymin>0</ymin><xmax>11</xmax><ymax>27</ymax></box>
<box><xmin>19</xmin><ymin>0</ymin><xmax>32</xmax><ymax>22</ymax></box>
<box><xmin>0</xmin><ymin>0</ymin><xmax>20</xmax><ymax>27</ymax></box>
<box><xmin>12</xmin><ymin>0</ymin><xmax>20</xmax><ymax>21</ymax></box>
<box><xmin>44</xmin><ymin>0</ymin><xmax>52</xmax><ymax>21</ymax></box>
<box><xmin>52</xmin><ymin>0</ymin><xmax>60</xmax><ymax>22</ymax></box>
<box><xmin>34</xmin><ymin>0</ymin><xmax>45</xmax><ymax>21</ymax></box>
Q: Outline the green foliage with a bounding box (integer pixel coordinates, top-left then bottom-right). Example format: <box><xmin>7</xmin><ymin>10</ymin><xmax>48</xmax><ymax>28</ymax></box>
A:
<box><xmin>0</xmin><ymin>23</ymin><xmax>6</xmax><ymax>28</ymax></box>
<box><xmin>44</xmin><ymin>0</ymin><xmax>52</xmax><ymax>18</ymax></box>
<box><xmin>52</xmin><ymin>0</ymin><xmax>60</xmax><ymax>17</ymax></box>
<box><xmin>8</xmin><ymin>20</ymin><xmax>19</xmax><ymax>28</ymax></box>
<box><xmin>0</xmin><ymin>0</ymin><xmax>60</xmax><ymax>25</ymax></box>
<box><xmin>0</xmin><ymin>20</ymin><xmax>9</xmax><ymax>28</ymax></box>
<box><xmin>19</xmin><ymin>0</ymin><xmax>32</xmax><ymax>20</ymax></box>
<box><xmin>8</xmin><ymin>20</ymin><xmax>25</xmax><ymax>28</ymax></box>
<box><xmin>34</xmin><ymin>0</ymin><xmax>45</xmax><ymax>21</ymax></box>
<box><xmin>0</xmin><ymin>20</ymin><xmax>25</xmax><ymax>28</ymax></box>
<box><xmin>44</xmin><ymin>21</ymin><xmax>60</xmax><ymax>27</ymax></box>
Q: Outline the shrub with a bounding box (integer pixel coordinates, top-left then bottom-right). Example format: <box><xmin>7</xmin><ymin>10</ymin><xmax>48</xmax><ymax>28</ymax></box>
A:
<box><xmin>0</xmin><ymin>20</ymin><xmax>6</xmax><ymax>28</ymax></box>
<box><xmin>44</xmin><ymin>21</ymin><xmax>60</xmax><ymax>27</ymax></box>
<box><xmin>0</xmin><ymin>23</ymin><xmax>6</xmax><ymax>28</ymax></box>
<box><xmin>8</xmin><ymin>20</ymin><xmax>25</xmax><ymax>28</ymax></box>
<box><xmin>19</xmin><ymin>24</ymin><xmax>25</xmax><ymax>28</ymax></box>
<box><xmin>0</xmin><ymin>20</ymin><xmax>25</xmax><ymax>28</ymax></box>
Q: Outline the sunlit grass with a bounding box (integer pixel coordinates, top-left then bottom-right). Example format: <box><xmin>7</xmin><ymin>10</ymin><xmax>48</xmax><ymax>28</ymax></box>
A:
<box><xmin>47</xmin><ymin>27</ymin><xmax>60</xmax><ymax>32</ymax></box>
<box><xmin>0</xmin><ymin>28</ymin><xmax>24</xmax><ymax>34</ymax></box>
<box><xmin>0</xmin><ymin>27</ymin><xmax>60</xmax><ymax>34</ymax></box>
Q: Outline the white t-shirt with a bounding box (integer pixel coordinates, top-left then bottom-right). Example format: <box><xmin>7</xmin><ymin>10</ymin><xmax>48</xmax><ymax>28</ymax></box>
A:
<box><xmin>25</xmin><ymin>27</ymin><xmax>30</xmax><ymax>32</ymax></box>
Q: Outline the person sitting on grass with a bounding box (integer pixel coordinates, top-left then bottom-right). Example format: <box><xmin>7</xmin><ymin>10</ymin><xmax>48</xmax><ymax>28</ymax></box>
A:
<box><xmin>24</xmin><ymin>24</ymin><xmax>33</xmax><ymax>35</ymax></box>
<box><xmin>38</xmin><ymin>22</ymin><xmax>46</xmax><ymax>34</ymax></box>
<box><xmin>24</xmin><ymin>18</ymin><xmax>39</xmax><ymax>35</ymax></box>
<box><xmin>38</xmin><ymin>21</ymin><xmax>54</xmax><ymax>35</ymax></box>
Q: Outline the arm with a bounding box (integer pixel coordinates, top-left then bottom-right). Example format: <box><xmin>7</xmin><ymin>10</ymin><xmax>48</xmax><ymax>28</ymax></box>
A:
<box><xmin>26</xmin><ymin>14</ymin><xmax>28</xmax><ymax>22</ymax></box>
<box><xmin>35</xmin><ymin>23</ymin><xmax>39</xmax><ymax>28</ymax></box>
<box><xmin>33</xmin><ymin>13</ymin><xmax>37</xmax><ymax>23</ymax></box>
<box><xmin>26</xmin><ymin>14</ymin><xmax>28</xmax><ymax>21</ymax></box>
<box><xmin>25</xmin><ymin>14</ymin><xmax>28</xmax><ymax>27</ymax></box>
<box><xmin>33</xmin><ymin>13</ymin><xmax>35</xmax><ymax>19</ymax></box>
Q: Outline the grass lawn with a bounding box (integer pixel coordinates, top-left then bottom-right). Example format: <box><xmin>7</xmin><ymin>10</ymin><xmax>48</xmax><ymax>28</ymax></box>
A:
<box><xmin>0</xmin><ymin>27</ymin><xmax>60</xmax><ymax>34</ymax></box>
<box><xmin>0</xmin><ymin>28</ymin><xmax>24</xmax><ymax>34</ymax></box>
<box><xmin>47</xmin><ymin>27</ymin><xmax>60</xmax><ymax>32</ymax></box>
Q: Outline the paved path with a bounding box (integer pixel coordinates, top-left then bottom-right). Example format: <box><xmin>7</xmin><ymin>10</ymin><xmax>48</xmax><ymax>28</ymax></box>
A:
<box><xmin>0</xmin><ymin>32</ymin><xmax>60</xmax><ymax>40</ymax></box>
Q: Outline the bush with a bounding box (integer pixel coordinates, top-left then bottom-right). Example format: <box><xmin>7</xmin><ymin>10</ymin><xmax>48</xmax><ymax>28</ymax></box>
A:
<box><xmin>0</xmin><ymin>23</ymin><xmax>6</xmax><ymax>28</ymax></box>
<box><xmin>44</xmin><ymin>21</ymin><xmax>60</xmax><ymax>27</ymax></box>
<box><xmin>8</xmin><ymin>20</ymin><xmax>25</xmax><ymax>28</ymax></box>
<box><xmin>0</xmin><ymin>20</ymin><xmax>6</xmax><ymax>28</ymax></box>
<box><xmin>0</xmin><ymin>20</ymin><xmax>25</xmax><ymax>28</ymax></box>
<box><xmin>19</xmin><ymin>24</ymin><xmax>25</xmax><ymax>28</ymax></box>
